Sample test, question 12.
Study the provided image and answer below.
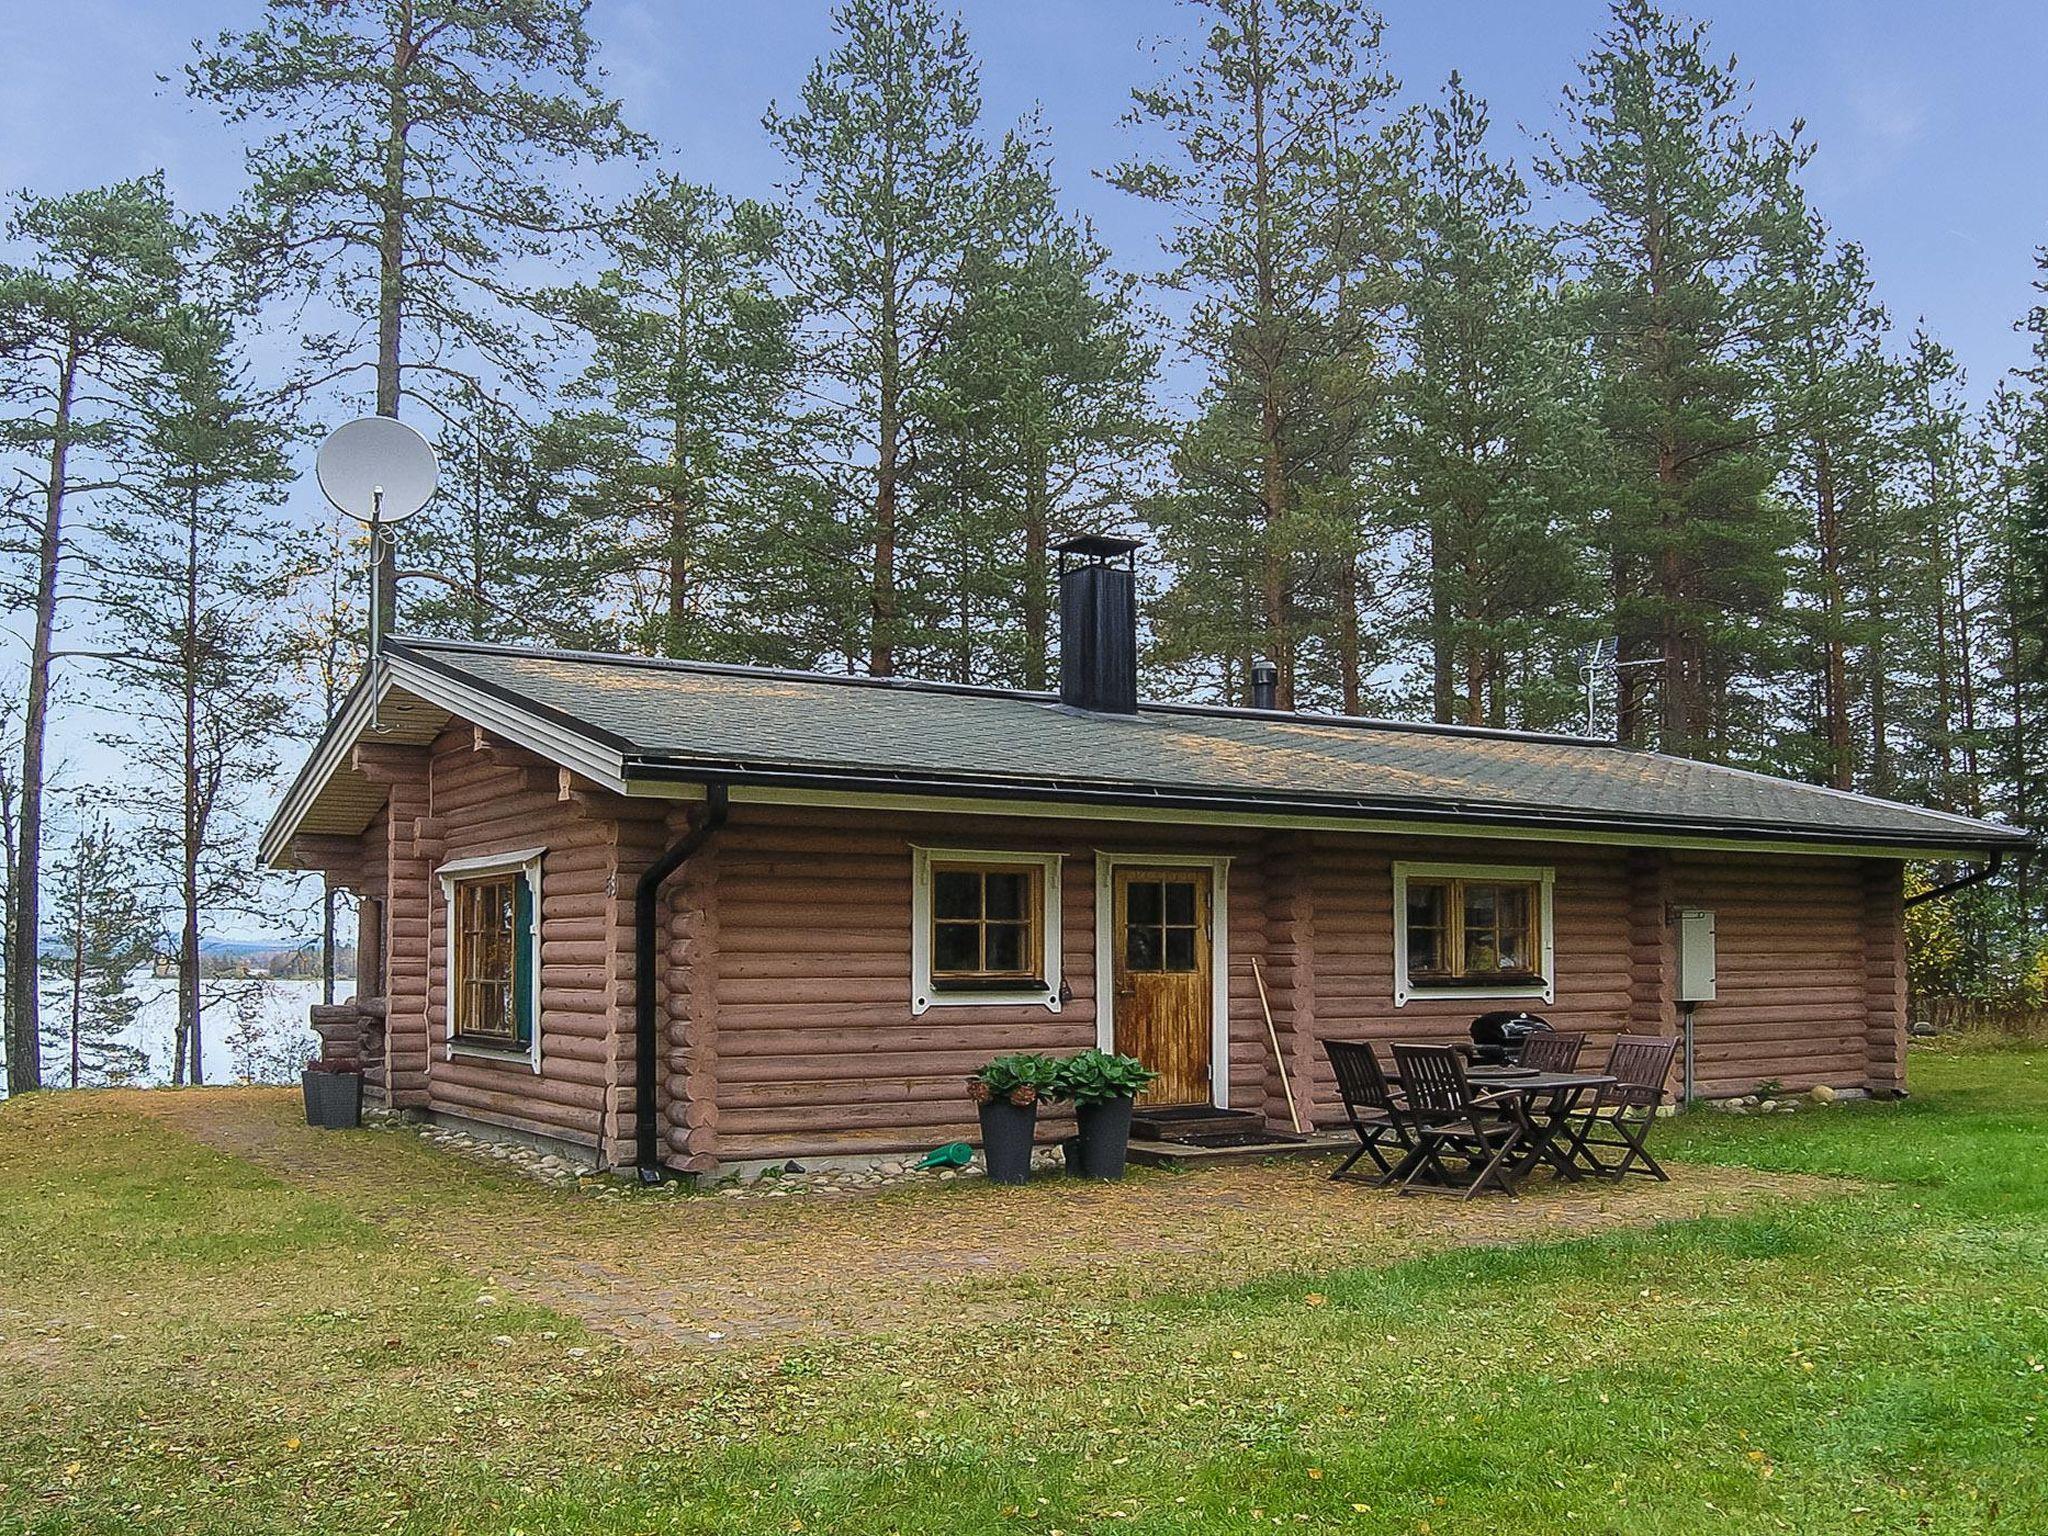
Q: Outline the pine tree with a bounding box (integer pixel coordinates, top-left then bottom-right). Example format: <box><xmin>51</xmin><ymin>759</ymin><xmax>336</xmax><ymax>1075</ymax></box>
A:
<box><xmin>1766</xmin><ymin>206</ymin><xmax>1895</xmax><ymax>788</ymax></box>
<box><xmin>913</xmin><ymin>141</ymin><xmax>1158</xmax><ymax>687</ymax></box>
<box><xmin>1111</xmin><ymin>0</ymin><xmax>1404</xmax><ymax>709</ymax></box>
<box><xmin>0</xmin><ymin>176</ymin><xmax>186</xmax><ymax>1094</ymax></box>
<box><xmin>765</xmin><ymin>0</ymin><xmax>996</xmax><ymax>676</ymax></box>
<box><xmin>92</xmin><ymin>292</ymin><xmax>295</xmax><ymax>1086</ymax></box>
<box><xmin>550</xmin><ymin>178</ymin><xmax>812</xmax><ymax>662</ymax></box>
<box><xmin>1546</xmin><ymin>0</ymin><xmax>1805</xmax><ymax>756</ymax></box>
<box><xmin>1390</xmin><ymin>73</ymin><xmax>1598</xmax><ymax>730</ymax></box>
<box><xmin>40</xmin><ymin>815</ymin><xmax>153</xmax><ymax>1089</ymax></box>
<box><xmin>188</xmin><ymin>0</ymin><xmax>647</xmax><ymax>634</ymax></box>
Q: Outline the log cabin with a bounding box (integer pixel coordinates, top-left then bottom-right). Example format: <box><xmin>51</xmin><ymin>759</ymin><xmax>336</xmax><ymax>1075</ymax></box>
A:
<box><xmin>262</xmin><ymin>537</ymin><xmax>2025</xmax><ymax>1179</ymax></box>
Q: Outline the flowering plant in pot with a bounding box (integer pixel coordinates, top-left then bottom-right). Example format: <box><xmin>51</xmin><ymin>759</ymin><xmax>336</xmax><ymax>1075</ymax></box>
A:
<box><xmin>966</xmin><ymin>1053</ymin><xmax>1058</xmax><ymax>1184</ymax></box>
<box><xmin>301</xmin><ymin>1054</ymin><xmax>364</xmax><ymax>1130</ymax></box>
<box><xmin>1052</xmin><ymin>1049</ymin><xmax>1158</xmax><ymax>1179</ymax></box>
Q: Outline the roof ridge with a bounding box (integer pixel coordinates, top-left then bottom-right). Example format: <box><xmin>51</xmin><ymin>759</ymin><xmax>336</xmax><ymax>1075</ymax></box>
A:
<box><xmin>383</xmin><ymin>634</ymin><xmax>1625</xmax><ymax>750</ymax></box>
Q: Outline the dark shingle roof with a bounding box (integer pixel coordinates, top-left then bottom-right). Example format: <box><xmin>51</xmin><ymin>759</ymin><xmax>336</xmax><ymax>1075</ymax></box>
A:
<box><xmin>383</xmin><ymin>636</ymin><xmax>2025</xmax><ymax>853</ymax></box>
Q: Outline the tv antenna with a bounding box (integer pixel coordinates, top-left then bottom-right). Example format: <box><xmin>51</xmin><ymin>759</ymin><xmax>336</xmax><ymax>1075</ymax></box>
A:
<box><xmin>314</xmin><ymin>416</ymin><xmax>438</xmax><ymax>733</ymax></box>
<box><xmin>1578</xmin><ymin>637</ymin><xmax>1663</xmax><ymax>738</ymax></box>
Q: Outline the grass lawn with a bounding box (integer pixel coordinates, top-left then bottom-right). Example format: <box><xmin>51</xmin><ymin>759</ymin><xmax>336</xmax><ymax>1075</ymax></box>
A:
<box><xmin>2</xmin><ymin>1047</ymin><xmax>2044</xmax><ymax>1535</ymax></box>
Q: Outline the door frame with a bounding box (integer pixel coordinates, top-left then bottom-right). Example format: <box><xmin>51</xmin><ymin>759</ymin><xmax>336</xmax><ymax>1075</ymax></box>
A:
<box><xmin>1094</xmin><ymin>852</ymin><xmax>1232</xmax><ymax>1108</ymax></box>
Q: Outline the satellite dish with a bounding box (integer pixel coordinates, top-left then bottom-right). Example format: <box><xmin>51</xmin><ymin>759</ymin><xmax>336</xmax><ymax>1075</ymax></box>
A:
<box><xmin>315</xmin><ymin>416</ymin><xmax>438</xmax><ymax>524</ymax></box>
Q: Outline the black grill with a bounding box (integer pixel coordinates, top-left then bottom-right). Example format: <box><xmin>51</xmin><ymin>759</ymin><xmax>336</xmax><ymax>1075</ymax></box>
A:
<box><xmin>1469</xmin><ymin>1010</ymin><xmax>1553</xmax><ymax>1065</ymax></box>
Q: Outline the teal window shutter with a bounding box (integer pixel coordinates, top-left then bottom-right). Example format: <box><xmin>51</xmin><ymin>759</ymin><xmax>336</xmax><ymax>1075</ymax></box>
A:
<box><xmin>512</xmin><ymin>871</ymin><xmax>536</xmax><ymax>1048</ymax></box>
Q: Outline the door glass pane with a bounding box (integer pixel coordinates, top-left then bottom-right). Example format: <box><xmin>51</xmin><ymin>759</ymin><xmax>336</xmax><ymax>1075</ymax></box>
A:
<box><xmin>934</xmin><ymin>870</ymin><xmax>980</xmax><ymax>920</ymax></box>
<box><xmin>1164</xmin><ymin>881</ymin><xmax>1196</xmax><ymax>924</ymax></box>
<box><xmin>1126</xmin><ymin>924</ymin><xmax>1162</xmax><ymax>971</ymax></box>
<box><xmin>1164</xmin><ymin>927</ymin><xmax>1196</xmax><ymax>972</ymax></box>
<box><xmin>1126</xmin><ymin>880</ymin><xmax>1163</xmax><ymax>925</ymax></box>
<box><xmin>983</xmin><ymin>923</ymin><xmax>1026</xmax><ymax>974</ymax></box>
<box><xmin>984</xmin><ymin>871</ymin><xmax>1027</xmax><ymax>920</ymax></box>
<box><xmin>933</xmin><ymin>922</ymin><xmax>980</xmax><ymax>973</ymax></box>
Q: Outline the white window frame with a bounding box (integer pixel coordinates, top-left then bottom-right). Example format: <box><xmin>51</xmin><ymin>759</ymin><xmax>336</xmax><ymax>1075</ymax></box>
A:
<box><xmin>911</xmin><ymin>847</ymin><xmax>1063</xmax><ymax>1015</ymax></box>
<box><xmin>437</xmin><ymin>846</ymin><xmax>546</xmax><ymax>1072</ymax></box>
<box><xmin>1393</xmin><ymin>860</ymin><xmax>1555</xmax><ymax>1008</ymax></box>
<box><xmin>1093</xmin><ymin>852</ymin><xmax>1232</xmax><ymax>1109</ymax></box>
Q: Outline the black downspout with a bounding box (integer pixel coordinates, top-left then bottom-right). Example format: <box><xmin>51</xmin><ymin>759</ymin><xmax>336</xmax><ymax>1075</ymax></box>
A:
<box><xmin>1903</xmin><ymin>849</ymin><xmax>2004</xmax><ymax>909</ymax></box>
<box><xmin>634</xmin><ymin>782</ymin><xmax>729</xmax><ymax>1182</ymax></box>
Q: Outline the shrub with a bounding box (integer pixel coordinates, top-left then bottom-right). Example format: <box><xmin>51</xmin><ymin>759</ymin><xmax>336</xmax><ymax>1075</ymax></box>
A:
<box><xmin>967</xmin><ymin>1053</ymin><xmax>1059</xmax><ymax>1108</ymax></box>
<box><xmin>1051</xmin><ymin>1049</ymin><xmax>1158</xmax><ymax>1107</ymax></box>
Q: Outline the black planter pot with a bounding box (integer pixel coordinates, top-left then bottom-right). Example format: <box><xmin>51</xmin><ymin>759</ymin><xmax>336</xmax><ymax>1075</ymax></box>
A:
<box><xmin>303</xmin><ymin>1068</ymin><xmax>363</xmax><ymax>1130</ymax></box>
<box><xmin>976</xmin><ymin>1097</ymin><xmax>1038</xmax><ymax>1184</ymax></box>
<box><xmin>1073</xmin><ymin>1095</ymin><xmax>1136</xmax><ymax>1179</ymax></box>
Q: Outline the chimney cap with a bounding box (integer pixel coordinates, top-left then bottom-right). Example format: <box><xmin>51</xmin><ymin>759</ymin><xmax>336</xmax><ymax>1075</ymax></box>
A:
<box><xmin>1053</xmin><ymin>532</ymin><xmax>1144</xmax><ymax>568</ymax></box>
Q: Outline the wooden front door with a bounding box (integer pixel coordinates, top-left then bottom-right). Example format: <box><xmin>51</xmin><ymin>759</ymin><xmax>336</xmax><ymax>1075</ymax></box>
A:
<box><xmin>1112</xmin><ymin>867</ymin><xmax>1214</xmax><ymax>1106</ymax></box>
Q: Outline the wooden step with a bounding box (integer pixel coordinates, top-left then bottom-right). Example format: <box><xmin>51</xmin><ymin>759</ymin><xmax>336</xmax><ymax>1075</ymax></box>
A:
<box><xmin>1131</xmin><ymin>1105</ymin><xmax>1270</xmax><ymax>1144</ymax></box>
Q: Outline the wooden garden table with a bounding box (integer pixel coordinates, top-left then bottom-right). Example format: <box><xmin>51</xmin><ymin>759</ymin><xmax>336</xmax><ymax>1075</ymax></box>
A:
<box><xmin>1465</xmin><ymin>1067</ymin><xmax>1616</xmax><ymax>1182</ymax></box>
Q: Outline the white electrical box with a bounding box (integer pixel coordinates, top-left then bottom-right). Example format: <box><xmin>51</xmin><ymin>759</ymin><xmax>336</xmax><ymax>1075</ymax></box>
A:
<box><xmin>1676</xmin><ymin>908</ymin><xmax>1717</xmax><ymax>1003</ymax></box>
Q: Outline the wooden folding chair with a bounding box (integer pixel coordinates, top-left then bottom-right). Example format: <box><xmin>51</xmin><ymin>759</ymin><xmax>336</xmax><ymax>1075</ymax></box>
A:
<box><xmin>1323</xmin><ymin>1040</ymin><xmax>1414</xmax><ymax>1182</ymax></box>
<box><xmin>1391</xmin><ymin>1043</ymin><xmax>1526</xmax><ymax>1200</ymax></box>
<box><xmin>1517</xmin><ymin>1030</ymin><xmax>1587</xmax><ymax>1072</ymax></box>
<box><xmin>1566</xmin><ymin>1034</ymin><xmax>1679</xmax><ymax>1181</ymax></box>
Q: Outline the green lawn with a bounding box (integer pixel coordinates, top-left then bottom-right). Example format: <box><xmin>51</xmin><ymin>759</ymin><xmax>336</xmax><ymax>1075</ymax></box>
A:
<box><xmin>3</xmin><ymin>1048</ymin><xmax>2045</xmax><ymax>1534</ymax></box>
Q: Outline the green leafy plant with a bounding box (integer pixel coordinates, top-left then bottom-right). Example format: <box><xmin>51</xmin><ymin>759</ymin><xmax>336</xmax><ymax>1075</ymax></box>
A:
<box><xmin>967</xmin><ymin>1053</ymin><xmax>1059</xmax><ymax>1108</ymax></box>
<box><xmin>1051</xmin><ymin>1049</ymin><xmax>1159</xmax><ymax>1107</ymax></box>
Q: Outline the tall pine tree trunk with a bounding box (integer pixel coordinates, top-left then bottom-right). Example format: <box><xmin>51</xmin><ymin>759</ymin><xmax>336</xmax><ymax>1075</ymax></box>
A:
<box><xmin>1815</xmin><ymin>451</ymin><xmax>1852</xmax><ymax>790</ymax></box>
<box><xmin>371</xmin><ymin>6</ymin><xmax>415</xmax><ymax>636</ymax></box>
<box><xmin>6</xmin><ymin>337</ymin><xmax>80</xmax><ymax>1096</ymax></box>
<box><xmin>1336</xmin><ymin>551</ymin><xmax>1362</xmax><ymax>715</ymax></box>
<box><xmin>1428</xmin><ymin>514</ymin><xmax>1454</xmax><ymax>722</ymax></box>
<box><xmin>1022</xmin><ymin>467</ymin><xmax>1050</xmax><ymax>692</ymax></box>
<box><xmin>871</xmin><ymin>268</ymin><xmax>900</xmax><ymax>678</ymax></box>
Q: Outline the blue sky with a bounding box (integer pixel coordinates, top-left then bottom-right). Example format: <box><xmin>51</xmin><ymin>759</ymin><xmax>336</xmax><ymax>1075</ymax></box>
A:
<box><xmin>6</xmin><ymin>0</ymin><xmax>2048</xmax><ymax>400</ymax></box>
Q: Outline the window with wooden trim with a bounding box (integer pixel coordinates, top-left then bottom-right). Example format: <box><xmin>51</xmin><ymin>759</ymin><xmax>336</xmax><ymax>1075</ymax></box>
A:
<box><xmin>931</xmin><ymin>863</ymin><xmax>1041</xmax><ymax>984</ymax></box>
<box><xmin>438</xmin><ymin>849</ymin><xmax>543</xmax><ymax>1065</ymax></box>
<box><xmin>911</xmin><ymin>848</ymin><xmax>1063</xmax><ymax>1014</ymax></box>
<box><xmin>1393</xmin><ymin>862</ymin><xmax>1554</xmax><ymax>1007</ymax></box>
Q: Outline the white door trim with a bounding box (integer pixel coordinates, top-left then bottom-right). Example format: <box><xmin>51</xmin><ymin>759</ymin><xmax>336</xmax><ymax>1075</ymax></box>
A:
<box><xmin>1094</xmin><ymin>852</ymin><xmax>1232</xmax><ymax>1109</ymax></box>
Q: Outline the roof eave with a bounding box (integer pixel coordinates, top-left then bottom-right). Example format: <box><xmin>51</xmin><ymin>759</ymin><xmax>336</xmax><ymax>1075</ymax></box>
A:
<box><xmin>617</xmin><ymin>756</ymin><xmax>2031</xmax><ymax>857</ymax></box>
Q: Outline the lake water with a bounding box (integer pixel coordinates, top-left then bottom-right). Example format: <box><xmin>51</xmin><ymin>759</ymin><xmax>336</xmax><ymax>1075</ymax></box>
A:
<box><xmin>40</xmin><ymin>973</ymin><xmax>342</xmax><ymax>1088</ymax></box>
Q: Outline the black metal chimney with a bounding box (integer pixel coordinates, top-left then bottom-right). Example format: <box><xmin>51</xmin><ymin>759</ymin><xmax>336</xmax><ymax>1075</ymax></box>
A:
<box><xmin>1249</xmin><ymin>658</ymin><xmax>1279</xmax><ymax>710</ymax></box>
<box><xmin>1055</xmin><ymin>534</ymin><xmax>1142</xmax><ymax>713</ymax></box>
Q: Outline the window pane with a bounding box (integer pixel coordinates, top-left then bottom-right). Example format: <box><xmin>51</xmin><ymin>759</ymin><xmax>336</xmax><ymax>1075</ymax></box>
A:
<box><xmin>1407</xmin><ymin>882</ymin><xmax>1446</xmax><ymax>929</ymax></box>
<box><xmin>1465</xmin><ymin>929</ymin><xmax>1503</xmax><ymax>974</ymax></box>
<box><xmin>1464</xmin><ymin>885</ymin><xmax>1497</xmax><ymax>930</ymax></box>
<box><xmin>1163</xmin><ymin>881</ymin><xmax>1196</xmax><ymax>924</ymax></box>
<box><xmin>984</xmin><ymin>923</ymin><xmax>1027</xmax><ymax>974</ymax></box>
<box><xmin>933</xmin><ymin>870</ymin><xmax>980</xmax><ymax>920</ymax></box>
<box><xmin>1127</xmin><ymin>880</ymin><xmax>1162</xmax><ymax>925</ymax></box>
<box><xmin>933</xmin><ymin>922</ymin><xmax>980</xmax><ymax>974</ymax></box>
<box><xmin>1164</xmin><ymin>927</ymin><xmax>1196</xmax><ymax>972</ymax></box>
<box><xmin>1407</xmin><ymin>924</ymin><xmax>1441</xmax><ymax>973</ymax></box>
<box><xmin>1126</xmin><ymin>924</ymin><xmax>1162</xmax><ymax>971</ymax></box>
<box><xmin>984</xmin><ymin>871</ymin><xmax>1028</xmax><ymax>920</ymax></box>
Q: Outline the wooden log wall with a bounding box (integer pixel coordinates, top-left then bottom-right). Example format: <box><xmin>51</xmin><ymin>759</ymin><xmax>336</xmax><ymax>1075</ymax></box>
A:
<box><xmin>692</xmin><ymin>804</ymin><xmax>1269</xmax><ymax>1167</ymax></box>
<box><xmin>380</xmin><ymin>771</ymin><xmax>432</xmax><ymax>1109</ymax></box>
<box><xmin>1669</xmin><ymin>852</ymin><xmax>1872</xmax><ymax>1096</ymax></box>
<box><xmin>1862</xmin><ymin>859</ymin><xmax>1908</xmax><ymax>1097</ymax></box>
<box><xmin>410</xmin><ymin>728</ymin><xmax>634</xmax><ymax>1150</ymax></box>
<box><xmin>321</xmin><ymin>736</ymin><xmax>1908</xmax><ymax>1166</ymax></box>
<box><xmin>357</xmin><ymin>807</ymin><xmax>390</xmax><ymax>1102</ymax></box>
<box><xmin>1295</xmin><ymin>834</ymin><xmax>1638</xmax><ymax>1124</ymax></box>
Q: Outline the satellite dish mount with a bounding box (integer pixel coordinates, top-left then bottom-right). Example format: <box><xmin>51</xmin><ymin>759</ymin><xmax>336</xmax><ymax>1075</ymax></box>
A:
<box><xmin>314</xmin><ymin>416</ymin><xmax>438</xmax><ymax>732</ymax></box>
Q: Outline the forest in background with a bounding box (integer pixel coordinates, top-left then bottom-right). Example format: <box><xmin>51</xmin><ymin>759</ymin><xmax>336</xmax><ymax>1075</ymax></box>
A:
<box><xmin>1</xmin><ymin>0</ymin><xmax>2043</xmax><ymax>1095</ymax></box>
